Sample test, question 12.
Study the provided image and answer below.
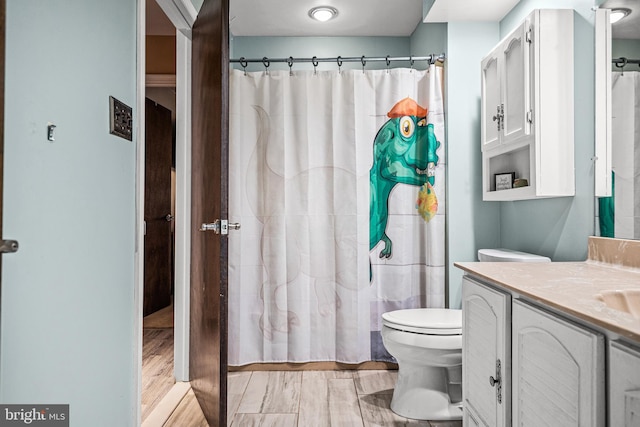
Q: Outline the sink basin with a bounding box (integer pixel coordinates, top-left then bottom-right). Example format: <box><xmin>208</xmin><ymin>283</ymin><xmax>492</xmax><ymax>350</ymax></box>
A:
<box><xmin>595</xmin><ymin>289</ymin><xmax>640</xmax><ymax>319</ymax></box>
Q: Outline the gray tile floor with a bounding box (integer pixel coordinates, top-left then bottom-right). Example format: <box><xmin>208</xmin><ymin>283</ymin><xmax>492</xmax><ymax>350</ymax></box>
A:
<box><xmin>227</xmin><ymin>370</ymin><xmax>463</xmax><ymax>427</ymax></box>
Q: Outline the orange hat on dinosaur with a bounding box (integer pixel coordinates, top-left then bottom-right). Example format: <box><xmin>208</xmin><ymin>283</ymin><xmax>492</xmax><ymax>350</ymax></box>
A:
<box><xmin>387</xmin><ymin>97</ymin><xmax>428</xmax><ymax>118</ymax></box>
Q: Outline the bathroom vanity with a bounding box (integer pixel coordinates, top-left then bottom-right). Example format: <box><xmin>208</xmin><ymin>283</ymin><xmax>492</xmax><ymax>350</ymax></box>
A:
<box><xmin>455</xmin><ymin>237</ymin><xmax>640</xmax><ymax>427</ymax></box>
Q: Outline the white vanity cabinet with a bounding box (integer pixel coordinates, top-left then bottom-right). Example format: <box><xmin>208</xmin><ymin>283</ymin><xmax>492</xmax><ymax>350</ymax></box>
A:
<box><xmin>462</xmin><ymin>277</ymin><xmax>510</xmax><ymax>427</ymax></box>
<box><xmin>609</xmin><ymin>340</ymin><xmax>640</xmax><ymax>426</ymax></box>
<box><xmin>463</xmin><ymin>277</ymin><xmax>606</xmax><ymax>426</ymax></box>
<box><xmin>512</xmin><ymin>300</ymin><xmax>605</xmax><ymax>427</ymax></box>
<box><xmin>481</xmin><ymin>9</ymin><xmax>574</xmax><ymax>201</ymax></box>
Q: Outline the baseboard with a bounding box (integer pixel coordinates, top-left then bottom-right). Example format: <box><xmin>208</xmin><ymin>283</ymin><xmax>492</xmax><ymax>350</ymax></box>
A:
<box><xmin>229</xmin><ymin>361</ymin><xmax>398</xmax><ymax>372</ymax></box>
<box><xmin>142</xmin><ymin>381</ymin><xmax>191</xmax><ymax>427</ymax></box>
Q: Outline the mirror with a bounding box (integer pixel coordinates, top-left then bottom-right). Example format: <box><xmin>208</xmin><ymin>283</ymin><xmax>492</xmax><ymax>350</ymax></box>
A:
<box><xmin>596</xmin><ymin>1</ymin><xmax>640</xmax><ymax>240</ymax></box>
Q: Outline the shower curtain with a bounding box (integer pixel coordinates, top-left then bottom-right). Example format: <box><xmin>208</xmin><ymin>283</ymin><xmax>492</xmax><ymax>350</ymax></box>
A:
<box><xmin>228</xmin><ymin>65</ymin><xmax>445</xmax><ymax>365</ymax></box>
<box><xmin>611</xmin><ymin>71</ymin><xmax>640</xmax><ymax>239</ymax></box>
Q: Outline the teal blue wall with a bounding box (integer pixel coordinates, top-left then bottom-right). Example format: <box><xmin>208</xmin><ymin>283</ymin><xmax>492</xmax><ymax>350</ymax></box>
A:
<box><xmin>2</xmin><ymin>1</ymin><xmax>137</xmax><ymax>425</ymax></box>
<box><xmin>410</xmin><ymin>22</ymin><xmax>448</xmax><ymax>70</ymax></box>
<box><xmin>232</xmin><ymin>25</ymin><xmax>448</xmax><ymax>73</ymax></box>
<box><xmin>497</xmin><ymin>0</ymin><xmax>596</xmax><ymax>261</ymax></box>
<box><xmin>232</xmin><ymin>36</ymin><xmax>413</xmax><ymax>72</ymax></box>
<box><xmin>612</xmin><ymin>39</ymin><xmax>640</xmax><ymax>71</ymax></box>
<box><xmin>191</xmin><ymin>0</ymin><xmax>204</xmax><ymax>13</ymax></box>
<box><xmin>445</xmin><ymin>22</ymin><xmax>502</xmax><ymax>308</ymax></box>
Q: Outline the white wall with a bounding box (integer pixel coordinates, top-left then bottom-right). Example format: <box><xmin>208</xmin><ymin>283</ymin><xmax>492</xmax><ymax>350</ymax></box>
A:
<box><xmin>2</xmin><ymin>1</ymin><xmax>138</xmax><ymax>425</ymax></box>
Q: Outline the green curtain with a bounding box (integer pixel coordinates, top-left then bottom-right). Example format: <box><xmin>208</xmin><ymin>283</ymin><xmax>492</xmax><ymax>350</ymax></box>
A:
<box><xmin>598</xmin><ymin>172</ymin><xmax>615</xmax><ymax>238</ymax></box>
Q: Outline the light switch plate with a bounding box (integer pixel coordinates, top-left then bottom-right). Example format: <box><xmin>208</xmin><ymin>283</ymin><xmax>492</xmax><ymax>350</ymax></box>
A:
<box><xmin>109</xmin><ymin>96</ymin><xmax>133</xmax><ymax>141</ymax></box>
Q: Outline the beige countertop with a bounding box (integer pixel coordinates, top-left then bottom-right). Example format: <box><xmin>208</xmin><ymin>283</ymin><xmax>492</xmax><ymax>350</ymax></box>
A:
<box><xmin>454</xmin><ymin>258</ymin><xmax>640</xmax><ymax>344</ymax></box>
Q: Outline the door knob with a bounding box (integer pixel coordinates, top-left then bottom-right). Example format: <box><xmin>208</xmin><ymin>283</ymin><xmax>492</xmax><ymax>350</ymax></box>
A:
<box><xmin>0</xmin><ymin>240</ymin><xmax>19</xmax><ymax>253</ymax></box>
<box><xmin>165</xmin><ymin>214</ymin><xmax>174</xmax><ymax>222</ymax></box>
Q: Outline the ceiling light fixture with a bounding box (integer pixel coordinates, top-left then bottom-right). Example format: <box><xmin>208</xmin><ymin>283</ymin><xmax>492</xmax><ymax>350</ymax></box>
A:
<box><xmin>309</xmin><ymin>6</ymin><xmax>338</xmax><ymax>22</ymax></box>
<box><xmin>610</xmin><ymin>8</ymin><xmax>631</xmax><ymax>24</ymax></box>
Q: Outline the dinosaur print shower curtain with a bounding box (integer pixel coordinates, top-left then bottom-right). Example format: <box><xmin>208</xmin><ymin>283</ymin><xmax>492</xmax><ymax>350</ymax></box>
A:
<box><xmin>228</xmin><ymin>65</ymin><xmax>445</xmax><ymax>364</ymax></box>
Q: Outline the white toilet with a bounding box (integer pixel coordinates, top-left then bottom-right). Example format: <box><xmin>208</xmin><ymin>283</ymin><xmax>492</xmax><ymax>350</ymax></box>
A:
<box><xmin>381</xmin><ymin>248</ymin><xmax>551</xmax><ymax>421</ymax></box>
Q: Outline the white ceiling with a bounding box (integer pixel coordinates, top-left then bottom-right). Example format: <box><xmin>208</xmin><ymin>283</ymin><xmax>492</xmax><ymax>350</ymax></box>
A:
<box><xmin>148</xmin><ymin>0</ymin><xmax>519</xmax><ymax>37</ymax></box>
<box><xmin>148</xmin><ymin>0</ymin><xmax>638</xmax><ymax>40</ymax></box>
<box><xmin>600</xmin><ymin>0</ymin><xmax>640</xmax><ymax>39</ymax></box>
<box><xmin>228</xmin><ymin>0</ymin><xmax>519</xmax><ymax>37</ymax></box>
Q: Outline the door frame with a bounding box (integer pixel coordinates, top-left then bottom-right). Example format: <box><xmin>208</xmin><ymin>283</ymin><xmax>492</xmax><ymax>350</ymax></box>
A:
<box><xmin>134</xmin><ymin>0</ymin><xmax>196</xmax><ymax>423</ymax></box>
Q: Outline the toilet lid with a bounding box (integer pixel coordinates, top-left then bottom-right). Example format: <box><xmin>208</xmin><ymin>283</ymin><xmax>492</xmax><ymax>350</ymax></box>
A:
<box><xmin>382</xmin><ymin>309</ymin><xmax>462</xmax><ymax>335</ymax></box>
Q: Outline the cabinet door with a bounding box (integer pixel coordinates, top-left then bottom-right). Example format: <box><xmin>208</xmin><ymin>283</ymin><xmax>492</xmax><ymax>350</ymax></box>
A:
<box><xmin>512</xmin><ymin>301</ymin><xmax>605</xmax><ymax>427</ymax></box>
<box><xmin>501</xmin><ymin>22</ymin><xmax>531</xmax><ymax>144</ymax></box>
<box><xmin>462</xmin><ymin>277</ymin><xmax>510</xmax><ymax>427</ymax></box>
<box><xmin>481</xmin><ymin>52</ymin><xmax>501</xmax><ymax>151</ymax></box>
<box><xmin>609</xmin><ymin>341</ymin><xmax>640</xmax><ymax>427</ymax></box>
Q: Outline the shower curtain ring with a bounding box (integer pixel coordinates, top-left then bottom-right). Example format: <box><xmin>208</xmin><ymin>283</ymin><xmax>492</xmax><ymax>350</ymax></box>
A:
<box><xmin>337</xmin><ymin>56</ymin><xmax>343</xmax><ymax>73</ymax></box>
<box><xmin>240</xmin><ymin>57</ymin><xmax>248</xmax><ymax>76</ymax></box>
<box><xmin>616</xmin><ymin>57</ymin><xmax>628</xmax><ymax>75</ymax></box>
<box><xmin>409</xmin><ymin>55</ymin><xmax>414</xmax><ymax>71</ymax></box>
<box><xmin>361</xmin><ymin>55</ymin><xmax>366</xmax><ymax>73</ymax></box>
<box><xmin>386</xmin><ymin>55</ymin><xmax>391</xmax><ymax>73</ymax></box>
<box><xmin>312</xmin><ymin>56</ymin><xmax>319</xmax><ymax>75</ymax></box>
<box><xmin>287</xmin><ymin>56</ymin><xmax>294</xmax><ymax>76</ymax></box>
<box><xmin>262</xmin><ymin>57</ymin><xmax>270</xmax><ymax>74</ymax></box>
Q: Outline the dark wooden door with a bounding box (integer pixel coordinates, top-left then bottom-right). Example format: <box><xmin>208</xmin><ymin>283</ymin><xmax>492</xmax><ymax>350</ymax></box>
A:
<box><xmin>190</xmin><ymin>0</ymin><xmax>229</xmax><ymax>424</ymax></box>
<box><xmin>144</xmin><ymin>98</ymin><xmax>173</xmax><ymax>316</ymax></box>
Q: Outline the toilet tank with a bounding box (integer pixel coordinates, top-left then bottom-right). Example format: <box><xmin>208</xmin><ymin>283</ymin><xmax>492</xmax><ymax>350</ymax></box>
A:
<box><xmin>478</xmin><ymin>248</ymin><xmax>551</xmax><ymax>262</ymax></box>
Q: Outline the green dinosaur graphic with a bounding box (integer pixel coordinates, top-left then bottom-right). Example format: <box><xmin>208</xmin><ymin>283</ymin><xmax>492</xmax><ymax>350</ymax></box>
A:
<box><xmin>369</xmin><ymin>98</ymin><xmax>440</xmax><ymax>260</ymax></box>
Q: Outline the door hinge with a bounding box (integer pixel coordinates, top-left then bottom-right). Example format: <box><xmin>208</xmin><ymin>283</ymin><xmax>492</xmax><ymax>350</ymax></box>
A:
<box><xmin>493</xmin><ymin>104</ymin><xmax>504</xmax><ymax>132</ymax></box>
<box><xmin>489</xmin><ymin>358</ymin><xmax>503</xmax><ymax>404</ymax></box>
<box><xmin>0</xmin><ymin>239</ymin><xmax>19</xmax><ymax>254</ymax></box>
<box><xmin>526</xmin><ymin>28</ymin><xmax>533</xmax><ymax>44</ymax></box>
<box><xmin>527</xmin><ymin>110</ymin><xmax>533</xmax><ymax>124</ymax></box>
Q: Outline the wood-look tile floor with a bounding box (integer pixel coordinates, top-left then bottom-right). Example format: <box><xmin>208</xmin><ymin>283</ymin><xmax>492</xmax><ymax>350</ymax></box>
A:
<box><xmin>167</xmin><ymin>370</ymin><xmax>463</xmax><ymax>427</ymax></box>
<box><xmin>142</xmin><ymin>328</ymin><xmax>175</xmax><ymax>421</ymax></box>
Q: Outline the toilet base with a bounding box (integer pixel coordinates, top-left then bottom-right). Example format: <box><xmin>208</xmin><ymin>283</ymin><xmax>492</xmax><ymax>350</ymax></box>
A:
<box><xmin>390</xmin><ymin>391</ymin><xmax>463</xmax><ymax>421</ymax></box>
<box><xmin>389</xmin><ymin>365</ymin><xmax>463</xmax><ymax>421</ymax></box>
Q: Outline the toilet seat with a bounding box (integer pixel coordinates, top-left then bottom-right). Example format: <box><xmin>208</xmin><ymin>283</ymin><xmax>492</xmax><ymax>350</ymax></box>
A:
<box><xmin>382</xmin><ymin>308</ymin><xmax>461</xmax><ymax>335</ymax></box>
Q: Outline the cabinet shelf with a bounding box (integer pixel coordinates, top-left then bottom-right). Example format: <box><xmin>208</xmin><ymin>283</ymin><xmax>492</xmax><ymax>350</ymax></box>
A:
<box><xmin>483</xmin><ymin>185</ymin><xmax>535</xmax><ymax>202</ymax></box>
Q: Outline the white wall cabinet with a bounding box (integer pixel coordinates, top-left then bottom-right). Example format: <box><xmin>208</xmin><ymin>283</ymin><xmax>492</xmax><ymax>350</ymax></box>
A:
<box><xmin>463</xmin><ymin>277</ymin><xmax>606</xmax><ymax>426</ymax></box>
<box><xmin>481</xmin><ymin>21</ymin><xmax>530</xmax><ymax>152</ymax></box>
<box><xmin>512</xmin><ymin>300</ymin><xmax>605</xmax><ymax>427</ymax></box>
<box><xmin>609</xmin><ymin>340</ymin><xmax>640</xmax><ymax>426</ymax></box>
<box><xmin>481</xmin><ymin>9</ymin><xmax>574</xmax><ymax>201</ymax></box>
<box><xmin>462</xmin><ymin>277</ymin><xmax>510</xmax><ymax>427</ymax></box>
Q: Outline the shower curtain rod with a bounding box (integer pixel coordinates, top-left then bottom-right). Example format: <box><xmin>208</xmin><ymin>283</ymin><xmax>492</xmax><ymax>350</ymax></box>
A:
<box><xmin>230</xmin><ymin>53</ymin><xmax>446</xmax><ymax>67</ymax></box>
<box><xmin>612</xmin><ymin>57</ymin><xmax>640</xmax><ymax>66</ymax></box>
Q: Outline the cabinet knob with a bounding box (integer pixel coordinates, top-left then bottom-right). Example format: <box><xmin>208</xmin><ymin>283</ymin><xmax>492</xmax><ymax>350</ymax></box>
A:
<box><xmin>489</xmin><ymin>375</ymin><xmax>501</xmax><ymax>387</ymax></box>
